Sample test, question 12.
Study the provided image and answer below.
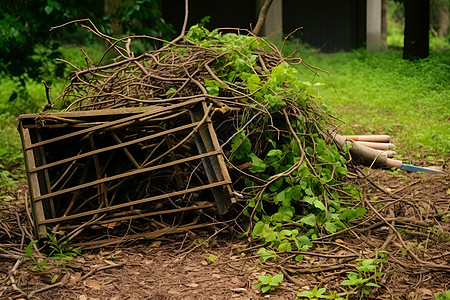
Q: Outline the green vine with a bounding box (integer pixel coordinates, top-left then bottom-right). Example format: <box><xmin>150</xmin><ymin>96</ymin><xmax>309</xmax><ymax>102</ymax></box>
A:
<box><xmin>185</xmin><ymin>25</ymin><xmax>366</xmax><ymax>252</ymax></box>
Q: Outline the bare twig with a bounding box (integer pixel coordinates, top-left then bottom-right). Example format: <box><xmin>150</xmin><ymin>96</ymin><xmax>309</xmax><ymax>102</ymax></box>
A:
<box><xmin>253</xmin><ymin>0</ymin><xmax>274</xmax><ymax>36</ymax></box>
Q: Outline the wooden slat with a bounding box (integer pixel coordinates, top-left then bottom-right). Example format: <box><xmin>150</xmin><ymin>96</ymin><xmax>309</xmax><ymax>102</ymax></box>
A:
<box><xmin>33</xmin><ymin>150</ymin><xmax>223</xmax><ymax>201</ymax></box>
<box><xmin>39</xmin><ymin>181</ymin><xmax>229</xmax><ymax>224</ymax></box>
<box><xmin>30</xmin><ymin>121</ymin><xmax>200</xmax><ymax>173</ymax></box>
<box><xmin>189</xmin><ymin>103</ymin><xmax>233</xmax><ymax>214</ymax></box>
<box><xmin>20</xmin><ymin>127</ymin><xmax>47</xmax><ymax>234</ymax></box>
<box><xmin>22</xmin><ymin>97</ymin><xmax>203</xmax><ymax>150</ymax></box>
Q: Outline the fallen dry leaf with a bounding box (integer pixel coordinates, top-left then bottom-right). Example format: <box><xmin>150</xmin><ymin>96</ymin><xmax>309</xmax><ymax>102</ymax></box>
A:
<box><xmin>87</xmin><ymin>280</ymin><xmax>101</xmax><ymax>290</ymax></box>
<box><xmin>185</xmin><ymin>282</ymin><xmax>199</xmax><ymax>288</ymax></box>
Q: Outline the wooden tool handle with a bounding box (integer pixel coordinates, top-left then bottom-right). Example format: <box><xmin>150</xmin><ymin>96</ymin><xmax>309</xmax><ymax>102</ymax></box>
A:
<box><xmin>343</xmin><ymin>135</ymin><xmax>390</xmax><ymax>142</ymax></box>
<box><xmin>355</xmin><ymin>141</ymin><xmax>395</xmax><ymax>150</ymax></box>
<box><xmin>385</xmin><ymin>159</ymin><xmax>403</xmax><ymax>168</ymax></box>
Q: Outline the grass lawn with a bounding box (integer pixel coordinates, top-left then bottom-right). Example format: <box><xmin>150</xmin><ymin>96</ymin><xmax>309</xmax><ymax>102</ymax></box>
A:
<box><xmin>284</xmin><ymin>44</ymin><xmax>450</xmax><ymax>162</ymax></box>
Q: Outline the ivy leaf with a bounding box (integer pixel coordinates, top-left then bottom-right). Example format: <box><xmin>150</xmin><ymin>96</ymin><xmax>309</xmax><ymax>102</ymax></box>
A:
<box><xmin>230</xmin><ymin>131</ymin><xmax>252</xmax><ymax>161</ymax></box>
<box><xmin>292</xmin><ymin>185</ymin><xmax>302</xmax><ymax>201</ymax></box>
<box><xmin>265</xmin><ymin>94</ymin><xmax>285</xmax><ymax>111</ymax></box>
<box><xmin>295</xmin><ymin>235</ymin><xmax>312</xmax><ymax>251</ymax></box>
<box><xmin>269</xmin><ymin>177</ymin><xmax>283</xmax><ymax>192</ymax></box>
<box><xmin>261</xmin><ymin>224</ymin><xmax>277</xmax><ymax>242</ymax></box>
<box><xmin>249</xmin><ymin>153</ymin><xmax>267</xmax><ymax>173</ymax></box>
<box><xmin>303</xmin><ymin>196</ymin><xmax>315</xmax><ymax>205</ymax></box>
<box><xmin>300</xmin><ymin>177</ymin><xmax>310</xmax><ymax>190</ymax></box>
<box><xmin>267</xmin><ymin>149</ymin><xmax>283</xmax><ymax>158</ymax></box>
<box><xmin>271</xmin><ymin>274</ymin><xmax>284</xmax><ymax>285</ymax></box>
<box><xmin>186</xmin><ymin>24</ymin><xmax>209</xmax><ymax>44</ymax></box>
<box><xmin>278</xmin><ymin>240</ymin><xmax>292</xmax><ymax>252</ymax></box>
<box><xmin>257</xmin><ymin>247</ymin><xmax>277</xmax><ymax>262</ymax></box>
<box><xmin>300</xmin><ymin>214</ymin><xmax>316</xmax><ymax>227</ymax></box>
<box><xmin>294</xmin><ymin>254</ymin><xmax>303</xmax><ymax>262</ymax></box>
<box><xmin>324</xmin><ymin>221</ymin><xmax>338</xmax><ymax>233</ymax></box>
<box><xmin>336</xmin><ymin>166</ymin><xmax>348</xmax><ymax>177</ymax></box>
<box><xmin>312</xmin><ymin>199</ymin><xmax>326</xmax><ymax>211</ymax></box>
<box><xmin>278</xmin><ymin>206</ymin><xmax>294</xmax><ymax>222</ymax></box>
<box><xmin>273</xmin><ymin>190</ymin><xmax>285</xmax><ymax>205</ymax></box>
<box><xmin>247</xmin><ymin>73</ymin><xmax>261</xmax><ymax>93</ymax></box>
<box><xmin>252</xmin><ymin>221</ymin><xmax>265</xmax><ymax>236</ymax></box>
<box><xmin>339</xmin><ymin>207</ymin><xmax>366</xmax><ymax>222</ymax></box>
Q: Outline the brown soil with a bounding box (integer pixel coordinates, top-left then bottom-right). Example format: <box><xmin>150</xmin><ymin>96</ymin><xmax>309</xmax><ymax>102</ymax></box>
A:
<box><xmin>1</xmin><ymin>169</ymin><xmax>449</xmax><ymax>300</ymax></box>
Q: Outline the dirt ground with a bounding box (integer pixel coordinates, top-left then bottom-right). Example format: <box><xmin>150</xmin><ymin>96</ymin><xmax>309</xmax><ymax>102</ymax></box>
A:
<box><xmin>1</xmin><ymin>168</ymin><xmax>449</xmax><ymax>300</ymax></box>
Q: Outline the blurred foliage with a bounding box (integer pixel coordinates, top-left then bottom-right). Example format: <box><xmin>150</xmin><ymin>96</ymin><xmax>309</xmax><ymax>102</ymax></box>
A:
<box><xmin>0</xmin><ymin>0</ymin><xmax>174</xmax><ymax>77</ymax></box>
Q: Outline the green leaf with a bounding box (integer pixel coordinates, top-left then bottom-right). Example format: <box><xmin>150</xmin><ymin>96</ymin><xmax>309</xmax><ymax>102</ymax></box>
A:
<box><xmin>273</xmin><ymin>190</ymin><xmax>285</xmax><ymax>205</ymax></box>
<box><xmin>300</xmin><ymin>214</ymin><xmax>316</xmax><ymax>227</ymax></box>
<box><xmin>265</xmin><ymin>94</ymin><xmax>285</xmax><ymax>111</ymax></box>
<box><xmin>296</xmin><ymin>235</ymin><xmax>312</xmax><ymax>251</ymax></box>
<box><xmin>47</xmin><ymin>0</ymin><xmax>62</xmax><ymax>10</ymax></box>
<box><xmin>257</xmin><ymin>275</ymin><xmax>270</xmax><ymax>285</ymax></box>
<box><xmin>278</xmin><ymin>240</ymin><xmax>292</xmax><ymax>252</ymax></box>
<box><xmin>312</xmin><ymin>199</ymin><xmax>326</xmax><ymax>211</ymax></box>
<box><xmin>252</xmin><ymin>221</ymin><xmax>265</xmax><ymax>236</ymax></box>
<box><xmin>267</xmin><ymin>149</ymin><xmax>283</xmax><ymax>158</ymax></box>
<box><xmin>165</xmin><ymin>87</ymin><xmax>176</xmax><ymax>95</ymax></box>
<box><xmin>339</xmin><ymin>207</ymin><xmax>366</xmax><ymax>222</ymax></box>
<box><xmin>230</xmin><ymin>130</ymin><xmax>252</xmax><ymax>161</ymax></box>
<box><xmin>292</xmin><ymin>185</ymin><xmax>302</xmax><ymax>201</ymax></box>
<box><xmin>261</xmin><ymin>285</ymin><xmax>271</xmax><ymax>293</ymax></box>
<box><xmin>294</xmin><ymin>254</ymin><xmax>303</xmax><ymax>262</ymax></box>
<box><xmin>249</xmin><ymin>153</ymin><xmax>267</xmax><ymax>173</ymax></box>
<box><xmin>365</xmin><ymin>282</ymin><xmax>380</xmax><ymax>287</ymax></box>
<box><xmin>297</xmin><ymin>290</ymin><xmax>314</xmax><ymax>298</ymax></box>
<box><xmin>204</xmin><ymin>78</ymin><xmax>225</xmax><ymax>96</ymax></box>
<box><xmin>324</xmin><ymin>221</ymin><xmax>338</xmax><ymax>233</ymax></box>
<box><xmin>186</xmin><ymin>24</ymin><xmax>209</xmax><ymax>44</ymax></box>
<box><xmin>51</xmin><ymin>274</ymin><xmax>59</xmax><ymax>284</ymax></box>
<box><xmin>257</xmin><ymin>247</ymin><xmax>277</xmax><ymax>262</ymax></box>
<box><xmin>25</xmin><ymin>240</ymin><xmax>38</xmax><ymax>257</ymax></box>
<box><xmin>278</xmin><ymin>206</ymin><xmax>294</xmax><ymax>222</ymax></box>
<box><xmin>271</xmin><ymin>273</ymin><xmax>284</xmax><ymax>285</ymax></box>
<box><xmin>247</xmin><ymin>74</ymin><xmax>261</xmax><ymax>93</ymax></box>
<box><xmin>434</xmin><ymin>291</ymin><xmax>450</xmax><ymax>300</ymax></box>
<box><xmin>44</xmin><ymin>5</ymin><xmax>53</xmax><ymax>14</ymax></box>
<box><xmin>204</xmin><ymin>254</ymin><xmax>217</xmax><ymax>264</ymax></box>
<box><xmin>268</xmin><ymin>177</ymin><xmax>283</xmax><ymax>192</ymax></box>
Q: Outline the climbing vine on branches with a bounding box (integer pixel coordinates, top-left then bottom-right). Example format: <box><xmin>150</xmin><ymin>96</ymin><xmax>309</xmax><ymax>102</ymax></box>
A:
<box><xmin>182</xmin><ymin>25</ymin><xmax>365</xmax><ymax>252</ymax></box>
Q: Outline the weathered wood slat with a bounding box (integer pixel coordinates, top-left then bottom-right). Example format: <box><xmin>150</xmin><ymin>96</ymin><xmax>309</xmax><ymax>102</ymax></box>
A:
<box><xmin>33</xmin><ymin>150</ymin><xmax>224</xmax><ymax>201</ymax></box>
<box><xmin>39</xmin><ymin>181</ymin><xmax>229</xmax><ymax>224</ymax></box>
<box><xmin>22</xmin><ymin>97</ymin><xmax>203</xmax><ymax>150</ymax></box>
<box><xmin>30</xmin><ymin>121</ymin><xmax>200</xmax><ymax>173</ymax></box>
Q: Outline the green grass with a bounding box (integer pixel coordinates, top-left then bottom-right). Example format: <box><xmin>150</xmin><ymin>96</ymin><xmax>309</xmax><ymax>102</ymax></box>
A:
<box><xmin>284</xmin><ymin>44</ymin><xmax>450</xmax><ymax>162</ymax></box>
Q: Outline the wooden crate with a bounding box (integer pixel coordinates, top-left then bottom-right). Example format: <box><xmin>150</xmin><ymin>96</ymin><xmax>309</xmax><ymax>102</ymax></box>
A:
<box><xmin>18</xmin><ymin>98</ymin><xmax>235</xmax><ymax>247</ymax></box>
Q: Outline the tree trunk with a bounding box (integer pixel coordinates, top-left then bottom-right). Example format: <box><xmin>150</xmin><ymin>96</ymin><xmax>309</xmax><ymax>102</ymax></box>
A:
<box><xmin>435</xmin><ymin>2</ymin><xmax>449</xmax><ymax>36</ymax></box>
<box><xmin>381</xmin><ymin>0</ymin><xmax>388</xmax><ymax>46</ymax></box>
<box><xmin>403</xmin><ymin>0</ymin><xmax>430</xmax><ymax>59</ymax></box>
